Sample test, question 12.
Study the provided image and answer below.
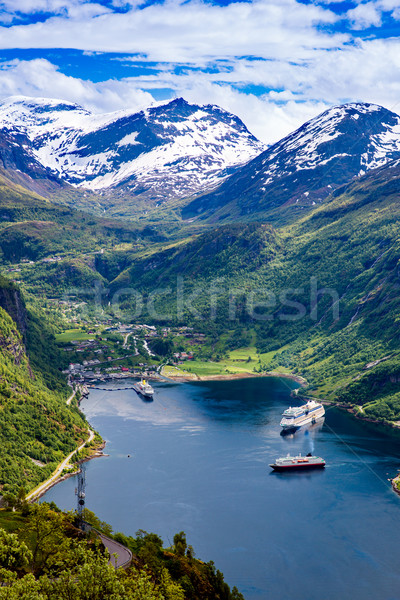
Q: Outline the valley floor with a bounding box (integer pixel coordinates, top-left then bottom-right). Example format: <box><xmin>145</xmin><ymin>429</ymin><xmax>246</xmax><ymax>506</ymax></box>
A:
<box><xmin>161</xmin><ymin>364</ymin><xmax>306</xmax><ymax>385</ymax></box>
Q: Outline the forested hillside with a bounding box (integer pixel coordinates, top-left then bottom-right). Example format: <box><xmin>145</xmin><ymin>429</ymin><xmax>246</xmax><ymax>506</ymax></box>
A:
<box><xmin>0</xmin><ymin>504</ymin><xmax>243</xmax><ymax>600</ymax></box>
<box><xmin>97</xmin><ymin>161</ymin><xmax>400</xmax><ymax>420</ymax></box>
<box><xmin>0</xmin><ymin>275</ymin><xmax>89</xmax><ymax>496</ymax></box>
<box><xmin>0</xmin><ymin>173</ymin><xmax>163</xmax><ymax>264</ymax></box>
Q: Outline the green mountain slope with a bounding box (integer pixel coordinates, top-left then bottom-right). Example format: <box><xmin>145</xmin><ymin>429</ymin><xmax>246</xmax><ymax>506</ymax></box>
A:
<box><xmin>5</xmin><ymin>153</ymin><xmax>400</xmax><ymax>422</ymax></box>
<box><xmin>0</xmin><ymin>174</ymin><xmax>163</xmax><ymax>264</ymax></box>
<box><xmin>102</xmin><ymin>161</ymin><xmax>400</xmax><ymax>420</ymax></box>
<box><xmin>0</xmin><ymin>275</ymin><xmax>89</xmax><ymax>496</ymax></box>
<box><xmin>0</xmin><ymin>173</ymin><xmax>174</xmax><ymax>305</ymax></box>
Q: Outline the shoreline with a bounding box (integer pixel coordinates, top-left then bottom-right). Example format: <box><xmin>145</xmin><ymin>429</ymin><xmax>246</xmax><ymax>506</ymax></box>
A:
<box><xmin>79</xmin><ymin>440</ymin><xmax>108</xmax><ymax>465</ymax></box>
<box><xmin>164</xmin><ymin>370</ymin><xmax>307</xmax><ymax>385</ymax></box>
<box><xmin>27</xmin><ymin>439</ymin><xmax>107</xmax><ymax>502</ymax></box>
<box><xmin>392</xmin><ymin>474</ymin><xmax>400</xmax><ymax>497</ymax></box>
<box><xmin>335</xmin><ymin>404</ymin><xmax>400</xmax><ymax>432</ymax></box>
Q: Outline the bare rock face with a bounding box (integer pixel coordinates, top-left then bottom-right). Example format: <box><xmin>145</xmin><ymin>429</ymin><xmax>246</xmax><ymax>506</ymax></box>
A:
<box><xmin>0</xmin><ymin>279</ymin><xmax>27</xmax><ymax>340</ymax></box>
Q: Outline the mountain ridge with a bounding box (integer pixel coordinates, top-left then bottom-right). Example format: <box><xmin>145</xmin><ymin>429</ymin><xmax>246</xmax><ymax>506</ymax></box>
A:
<box><xmin>182</xmin><ymin>102</ymin><xmax>400</xmax><ymax>224</ymax></box>
<box><xmin>0</xmin><ymin>96</ymin><xmax>265</xmax><ymax>217</ymax></box>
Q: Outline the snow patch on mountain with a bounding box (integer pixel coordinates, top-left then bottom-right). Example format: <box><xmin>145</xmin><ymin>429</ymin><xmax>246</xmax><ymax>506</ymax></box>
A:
<box><xmin>0</xmin><ymin>96</ymin><xmax>265</xmax><ymax>201</ymax></box>
<box><xmin>181</xmin><ymin>101</ymin><xmax>400</xmax><ymax>221</ymax></box>
<box><xmin>117</xmin><ymin>132</ymin><xmax>141</xmax><ymax>147</ymax></box>
<box><xmin>258</xmin><ymin>103</ymin><xmax>400</xmax><ymax>179</ymax></box>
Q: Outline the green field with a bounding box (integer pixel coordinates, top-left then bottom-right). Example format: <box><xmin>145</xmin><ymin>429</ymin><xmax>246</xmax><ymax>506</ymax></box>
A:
<box><xmin>176</xmin><ymin>346</ymin><xmax>290</xmax><ymax>377</ymax></box>
<box><xmin>183</xmin><ymin>360</ymin><xmax>233</xmax><ymax>376</ymax></box>
<box><xmin>162</xmin><ymin>344</ymin><xmax>295</xmax><ymax>378</ymax></box>
<box><xmin>161</xmin><ymin>365</ymin><xmax>198</xmax><ymax>379</ymax></box>
<box><xmin>55</xmin><ymin>329</ymin><xmax>95</xmax><ymax>343</ymax></box>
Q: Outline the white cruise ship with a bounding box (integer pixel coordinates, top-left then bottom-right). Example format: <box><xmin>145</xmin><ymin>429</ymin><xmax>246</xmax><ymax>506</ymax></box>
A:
<box><xmin>270</xmin><ymin>453</ymin><xmax>326</xmax><ymax>471</ymax></box>
<box><xmin>133</xmin><ymin>379</ymin><xmax>154</xmax><ymax>399</ymax></box>
<box><xmin>280</xmin><ymin>400</ymin><xmax>325</xmax><ymax>432</ymax></box>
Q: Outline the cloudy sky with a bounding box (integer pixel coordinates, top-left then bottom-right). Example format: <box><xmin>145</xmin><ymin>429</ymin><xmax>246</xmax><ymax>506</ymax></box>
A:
<box><xmin>0</xmin><ymin>0</ymin><xmax>399</xmax><ymax>142</ymax></box>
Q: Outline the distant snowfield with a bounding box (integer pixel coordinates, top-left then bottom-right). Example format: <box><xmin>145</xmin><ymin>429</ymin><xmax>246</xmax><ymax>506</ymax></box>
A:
<box><xmin>257</xmin><ymin>103</ymin><xmax>400</xmax><ymax>179</ymax></box>
<box><xmin>2</xmin><ymin>97</ymin><xmax>400</xmax><ymax>213</ymax></box>
<box><xmin>0</xmin><ymin>95</ymin><xmax>266</xmax><ymax>199</ymax></box>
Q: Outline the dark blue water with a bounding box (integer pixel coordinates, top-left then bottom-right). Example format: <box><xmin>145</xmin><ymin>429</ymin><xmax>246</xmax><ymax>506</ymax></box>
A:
<box><xmin>43</xmin><ymin>378</ymin><xmax>400</xmax><ymax>600</ymax></box>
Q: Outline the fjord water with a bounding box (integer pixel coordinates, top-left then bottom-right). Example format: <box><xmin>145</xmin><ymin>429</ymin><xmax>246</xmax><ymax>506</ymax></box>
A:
<box><xmin>44</xmin><ymin>378</ymin><xmax>400</xmax><ymax>600</ymax></box>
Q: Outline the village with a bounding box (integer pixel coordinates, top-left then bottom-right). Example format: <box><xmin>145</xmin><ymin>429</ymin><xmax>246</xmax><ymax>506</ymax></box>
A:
<box><xmin>60</xmin><ymin>320</ymin><xmax>203</xmax><ymax>385</ymax></box>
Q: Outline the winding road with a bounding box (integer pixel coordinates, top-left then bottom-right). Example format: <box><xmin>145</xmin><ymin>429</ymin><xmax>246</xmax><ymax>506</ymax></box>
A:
<box><xmin>122</xmin><ymin>331</ymin><xmax>133</xmax><ymax>349</ymax></box>
<box><xmin>99</xmin><ymin>534</ymin><xmax>133</xmax><ymax>569</ymax></box>
<box><xmin>26</xmin><ymin>428</ymin><xmax>95</xmax><ymax>502</ymax></box>
<box><xmin>66</xmin><ymin>386</ymin><xmax>76</xmax><ymax>406</ymax></box>
<box><xmin>26</xmin><ymin>384</ymin><xmax>133</xmax><ymax>569</ymax></box>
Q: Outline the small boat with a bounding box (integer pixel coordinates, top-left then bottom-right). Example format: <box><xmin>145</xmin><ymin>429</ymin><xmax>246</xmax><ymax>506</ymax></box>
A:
<box><xmin>270</xmin><ymin>453</ymin><xmax>326</xmax><ymax>471</ymax></box>
<box><xmin>280</xmin><ymin>400</ymin><xmax>325</xmax><ymax>433</ymax></box>
<box><xmin>133</xmin><ymin>379</ymin><xmax>154</xmax><ymax>399</ymax></box>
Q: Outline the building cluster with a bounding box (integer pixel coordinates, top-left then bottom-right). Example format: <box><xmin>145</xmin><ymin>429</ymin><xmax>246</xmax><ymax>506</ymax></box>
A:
<box><xmin>68</xmin><ymin>339</ymin><xmax>109</xmax><ymax>355</ymax></box>
<box><xmin>58</xmin><ymin>319</ymin><xmax>210</xmax><ymax>385</ymax></box>
<box><xmin>41</xmin><ymin>256</ymin><xmax>62</xmax><ymax>263</ymax></box>
<box><xmin>68</xmin><ymin>362</ymin><xmax>159</xmax><ymax>383</ymax></box>
<box><xmin>173</xmin><ymin>352</ymin><xmax>194</xmax><ymax>363</ymax></box>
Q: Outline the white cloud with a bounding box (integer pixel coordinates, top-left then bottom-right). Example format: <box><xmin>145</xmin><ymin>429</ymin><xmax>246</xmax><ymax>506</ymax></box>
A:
<box><xmin>0</xmin><ymin>58</ymin><xmax>155</xmax><ymax>113</ymax></box>
<box><xmin>377</xmin><ymin>0</ymin><xmax>400</xmax><ymax>11</ymax></box>
<box><xmin>64</xmin><ymin>3</ymin><xmax>112</xmax><ymax>18</ymax></box>
<box><xmin>302</xmin><ymin>37</ymin><xmax>400</xmax><ymax>109</ymax></box>
<box><xmin>346</xmin><ymin>0</ymin><xmax>400</xmax><ymax>28</ymax></box>
<box><xmin>0</xmin><ymin>0</ymin><xmax>398</xmax><ymax>144</ymax></box>
<box><xmin>347</xmin><ymin>2</ymin><xmax>382</xmax><ymax>28</ymax></box>
<box><xmin>0</xmin><ymin>0</ymin><xmax>77</xmax><ymax>13</ymax></box>
<box><xmin>114</xmin><ymin>33</ymin><xmax>400</xmax><ymax>108</ymax></box>
<box><xmin>179</xmin><ymin>82</ymin><xmax>329</xmax><ymax>143</ymax></box>
<box><xmin>0</xmin><ymin>0</ymin><xmax>112</xmax><ymax>20</ymax></box>
<box><xmin>378</xmin><ymin>0</ymin><xmax>400</xmax><ymax>20</ymax></box>
<box><xmin>0</xmin><ymin>0</ymin><xmax>343</xmax><ymax>63</ymax></box>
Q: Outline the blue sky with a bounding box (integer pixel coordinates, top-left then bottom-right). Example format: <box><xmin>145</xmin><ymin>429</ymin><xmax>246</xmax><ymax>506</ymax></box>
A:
<box><xmin>0</xmin><ymin>0</ymin><xmax>399</xmax><ymax>142</ymax></box>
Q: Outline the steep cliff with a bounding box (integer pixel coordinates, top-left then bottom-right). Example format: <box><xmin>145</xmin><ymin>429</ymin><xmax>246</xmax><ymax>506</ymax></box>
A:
<box><xmin>0</xmin><ymin>275</ymin><xmax>27</xmax><ymax>338</ymax></box>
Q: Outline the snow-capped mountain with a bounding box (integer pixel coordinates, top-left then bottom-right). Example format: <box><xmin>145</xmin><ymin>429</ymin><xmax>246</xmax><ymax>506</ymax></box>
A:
<box><xmin>0</xmin><ymin>96</ymin><xmax>265</xmax><ymax>209</ymax></box>
<box><xmin>182</xmin><ymin>103</ymin><xmax>400</xmax><ymax>222</ymax></box>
